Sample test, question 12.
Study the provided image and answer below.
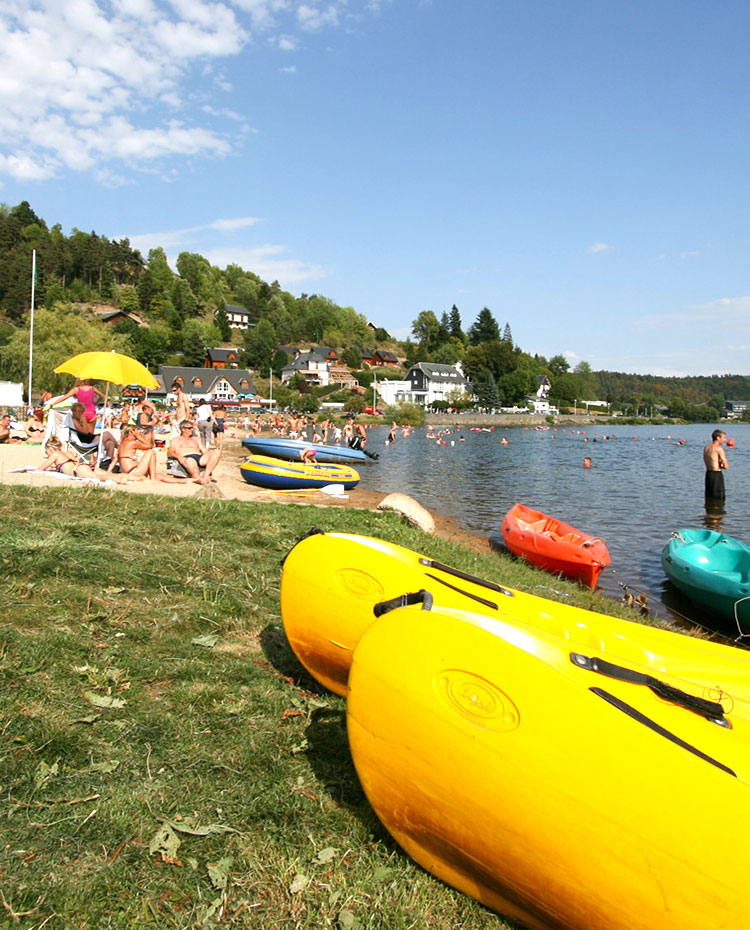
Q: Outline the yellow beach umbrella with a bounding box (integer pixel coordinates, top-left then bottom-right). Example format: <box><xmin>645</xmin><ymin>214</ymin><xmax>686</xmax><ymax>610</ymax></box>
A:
<box><xmin>54</xmin><ymin>350</ymin><xmax>160</xmax><ymax>389</ymax></box>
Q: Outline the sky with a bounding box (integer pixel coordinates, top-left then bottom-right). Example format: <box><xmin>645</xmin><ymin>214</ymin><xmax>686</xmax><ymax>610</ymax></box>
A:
<box><xmin>2</xmin><ymin>0</ymin><xmax>750</xmax><ymax>377</ymax></box>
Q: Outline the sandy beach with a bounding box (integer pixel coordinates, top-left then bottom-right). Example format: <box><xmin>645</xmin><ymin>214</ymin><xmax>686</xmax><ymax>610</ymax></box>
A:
<box><xmin>0</xmin><ymin>433</ymin><xmax>489</xmax><ymax>554</ymax></box>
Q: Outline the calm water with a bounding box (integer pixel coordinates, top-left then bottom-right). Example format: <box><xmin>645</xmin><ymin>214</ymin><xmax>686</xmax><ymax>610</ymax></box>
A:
<box><xmin>354</xmin><ymin>422</ymin><xmax>750</xmax><ymax>635</ymax></box>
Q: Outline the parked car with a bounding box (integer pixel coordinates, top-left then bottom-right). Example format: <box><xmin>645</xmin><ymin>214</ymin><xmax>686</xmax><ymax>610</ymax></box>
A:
<box><xmin>364</xmin><ymin>406</ymin><xmax>383</xmax><ymax>415</ymax></box>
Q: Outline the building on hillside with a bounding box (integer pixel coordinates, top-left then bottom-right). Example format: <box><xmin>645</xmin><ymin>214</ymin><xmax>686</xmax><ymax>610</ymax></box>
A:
<box><xmin>725</xmin><ymin>399</ymin><xmax>750</xmax><ymax>418</ymax></box>
<box><xmin>310</xmin><ymin>346</ymin><xmax>340</xmax><ymax>365</ymax></box>
<box><xmin>225</xmin><ymin>305</ymin><xmax>255</xmax><ymax>330</ymax></box>
<box><xmin>376</xmin><ymin>363</ymin><xmax>470</xmax><ymax>408</ymax></box>
<box><xmin>95</xmin><ymin>308</ymin><xmax>147</xmax><ymax>326</ymax></box>
<box><xmin>373</xmin><ymin>349</ymin><xmax>399</xmax><ymax>367</ymax></box>
<box><xmin>205</xmin><ymin>348</ymin><xmax>240</xmax><ymax>369</ymax></box>
<box><xmin>527</xmin><ymin>375</ymin><xmax>553</xmax><ymax>414</ymax></box>
<box><xmin>356</xmin><ymin>347</ymin><xmax>375</xmax><ymax>367</ymax></box>
<box><xmin>280</xmin><ymin>350</ymin><xmax>331</xmax><ymax>386</ymax></box>
<box><xmin>155</xmin><ymin>366</ymin><xmax>256</xmax><ymax>404</ymax></box>
<box><xmin>328</xmin><ymin>366</ymin><xmax>359</xmax><ymax>389</ymax></box>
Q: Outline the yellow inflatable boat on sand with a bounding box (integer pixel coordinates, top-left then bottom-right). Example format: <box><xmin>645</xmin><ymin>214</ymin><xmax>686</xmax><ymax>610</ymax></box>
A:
<box><xmin>347</xmin><ymin>604</ymin><xmax>750</xmax><ymax>930</ymax></box>
<box><xmin>280</xmin><ymin>531</ymin><xmax>750</xmax><ymax>718</ymax></box>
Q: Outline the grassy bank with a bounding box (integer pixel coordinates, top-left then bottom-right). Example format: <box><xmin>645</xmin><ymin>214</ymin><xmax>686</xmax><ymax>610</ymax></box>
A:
<box><xmin>1</xmin><ymin>486</ymin><xmax>646</xmax><ymax>930</ymax></box>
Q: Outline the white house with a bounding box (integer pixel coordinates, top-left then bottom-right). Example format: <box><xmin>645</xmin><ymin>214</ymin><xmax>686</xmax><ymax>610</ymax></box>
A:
<box><xmin>376</xmin><ymin>363</ymin><xmax>470</xmax><ymax>408</ymax></box>
<box><xmin>280</xmin><ymin>350</ymin><xmax>332</xmax><ymax>386</ymax></box>
<box><xmin>527</xmin><ymin>375</ymin><xmax>554</xmax><ymax>414</ymax></box>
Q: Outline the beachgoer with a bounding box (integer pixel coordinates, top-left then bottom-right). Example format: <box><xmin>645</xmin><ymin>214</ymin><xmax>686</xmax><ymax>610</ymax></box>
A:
<box><xmin>212</xmin><ymin>404</ymin><xmax>227</xmax><ymax>452</ymax></box>
<box><xmin>583</xmin><ymin>457</ymin><xmax>592</xmax><ymax>468</ymax></box>
<box><xmin>195</xmin><ymin>400</ymin><xmax>214</xmax><ymax>449</ymax></box>
<box><xmin>24</xmin><ymin>408</ymin><xmax>46</xmax><ymax>442</ymax></box>
<box><xmin>167</xmin><ymin>419</ymin><xmax>221</xmax><ymax>485</ymax></box>
<box><xmin>117</xmin><ymin>426</ymin><xmax>158</xmax><ymax>480</ymax></box>
<box><xmin>55</xmin><ymin>379</ymin><xmax>104</xmax><ymax>431</ymax></box>
<box><xmin>704</xmin><ymin>429</ymin><xmax>729</xmax><ymax>500</ymax></box>
<box><xmin>300</xmin><ymin>447</ymin><xmax>317</xmax><ymax>464</ymax></box>
<box><xmin>0</xmin><ymin>414</ymin><xmax>23</xmax><ymax>444</ymax></box>
<box><xmin>387</xmin><ymin>422</ymin><xmax>397</xmax><ymax>444</ymax></box>
<box><xmin>172</xmin><ymin>381</ymin><xmax>192</xmax><ymax>425</ymax></box>
<box><xmin>36</xmin><ymin>437</ymin><xmax>121</xmax><ymax>483</ymax></box>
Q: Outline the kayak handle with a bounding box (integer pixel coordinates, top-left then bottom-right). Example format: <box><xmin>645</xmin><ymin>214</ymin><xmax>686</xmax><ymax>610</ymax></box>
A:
<box><xmin>373</xmin><ymin>590</ymin><xmax>434</xmax><ymax>617</ymax></box>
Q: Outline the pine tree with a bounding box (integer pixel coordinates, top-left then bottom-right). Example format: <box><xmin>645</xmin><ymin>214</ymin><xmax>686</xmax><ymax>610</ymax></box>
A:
<box><xmin>468</xmin><ymin>307</ymin><xmax>500</xmax><ymax>345</ymax></box>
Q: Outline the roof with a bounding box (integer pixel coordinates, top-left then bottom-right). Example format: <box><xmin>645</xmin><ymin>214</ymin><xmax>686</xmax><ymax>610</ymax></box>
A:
<box><xmin>206</xmin><ymin>347</ymin><xmax>239</xmax><ymax>361</ymax></box>
<box><xmin>282</xmin><ymin>350</ymin><xmax>328</xmax><ymax>370</ymax></box>
<box><xmin>156</xmin><ymin>365</ymin><xmax>256</xmax><ymax>396</ymax></box>
<box><xmin>374</xmin><ymin>349</ymin><xmax>399</xmax><ymax>362</ymax></box>
<box><xmin>409</xmin><ymin>363</ymin><xmax>468</xmax><ymax>383</ymax></box>
<box><xmin>225</xmin><ymin>305</ymin><xmax>251</xmax><ymax>317</ymax></box>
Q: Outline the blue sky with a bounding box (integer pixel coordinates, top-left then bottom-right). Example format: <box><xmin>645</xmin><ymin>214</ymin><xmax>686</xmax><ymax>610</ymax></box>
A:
<box><xmin>2</xmin><ymin>0</ymin><xmax>750</xmax><ymax>376</ymax></box>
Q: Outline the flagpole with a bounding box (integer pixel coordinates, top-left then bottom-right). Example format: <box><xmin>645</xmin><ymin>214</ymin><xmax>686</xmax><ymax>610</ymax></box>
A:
<box><xmin>27</xmin><ymin>249</ymin><xmax>36</xmax><ymax>410</ymax></box>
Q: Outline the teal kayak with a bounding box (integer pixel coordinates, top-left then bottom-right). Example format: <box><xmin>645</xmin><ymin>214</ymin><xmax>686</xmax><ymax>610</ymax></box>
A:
<box><xmin>662</xmin><ymin>529</ymin><xmax>750</xmax><ymax>633</ymax></box>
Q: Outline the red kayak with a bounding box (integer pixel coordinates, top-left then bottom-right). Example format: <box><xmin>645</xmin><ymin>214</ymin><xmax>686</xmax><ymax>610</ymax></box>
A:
<box><xmin>498</xmin><ymin>503</ymin><xmax>611</xmax><ymax>587</ymax></box>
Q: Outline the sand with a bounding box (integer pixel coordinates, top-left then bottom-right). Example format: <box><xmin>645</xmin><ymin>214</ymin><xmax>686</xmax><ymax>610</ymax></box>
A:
<box><xmin>0</xmin><ymin>434</ymin><xmax>489</xmax><ymax>555</ymax></box>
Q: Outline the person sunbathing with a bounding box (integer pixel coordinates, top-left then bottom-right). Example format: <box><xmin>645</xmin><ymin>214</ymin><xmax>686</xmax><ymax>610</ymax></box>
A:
<box><xmin>117</xmin><ymin>426</ymin><xmax>158</xmax><ymax>480</ymax></box>
<box><xmin>0</xmin><ymin>413</ymin><xmax>23</xmax><ymax>444</ymax></box>
<box><xmin>24</xmin><ymin>408</ymin><xmax>46</xmax><ymax>443</ymax></box>
<box><xmin>167</xmin><ymin>420</ymin><xmax>221</xmax><ymax>485</ymax></box>
<box><xmin>36</xmin><ymin>437</ymin><xmax>123</xmax><ymax>483</ymax></box>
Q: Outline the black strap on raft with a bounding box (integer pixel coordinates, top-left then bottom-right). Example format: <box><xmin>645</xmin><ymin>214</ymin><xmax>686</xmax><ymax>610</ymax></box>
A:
<box><xmin>280</xmin><ymin>527</ymin><xmax>324</xmax><ymax>567</ymax></box>
<box><xmin>373</xmin><ymin>590</ymin><xmax>434</xmax><ymax>617</ymax></box>
<box><xmin>425</xmin><ymin>573</ymin><xmax>499</xmax><ymax>611</ymax></box>
<box><xmin>590</xmin><ymin>687</ymin><xmax>736</xmax><ymax>777</ymax></box>
<box><xmin>418</xmin><ymin>558</ymin><xmax>514</xmax><ymax>598</ymax></box>
<box><xmin>571</xmin><ymin>653</ymin><xmax>728</xmax><ymax>726</ymax></box>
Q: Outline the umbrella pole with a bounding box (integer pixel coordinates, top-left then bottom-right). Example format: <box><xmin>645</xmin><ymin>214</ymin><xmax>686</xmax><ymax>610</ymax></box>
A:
<box><xmin>96</xmin><ymin>383</ymin><xmax>110</xmax><ymax>467</ymax></box>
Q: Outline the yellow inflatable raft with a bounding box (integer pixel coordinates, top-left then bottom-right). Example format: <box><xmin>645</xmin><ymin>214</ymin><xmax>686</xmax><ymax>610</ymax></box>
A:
<box><xmin>347</xmin><ymin>604</ymin><xmax>750</xmax><ymax>930</ymax></box>
<box><xmin>280</xmin><ymin>531</ymin><xmax>750</xmax><ymax>717</ymax></box>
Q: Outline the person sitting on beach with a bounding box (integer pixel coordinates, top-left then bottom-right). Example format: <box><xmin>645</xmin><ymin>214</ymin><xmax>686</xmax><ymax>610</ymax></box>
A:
<box><xmin>24</xmin><ymin>408</ymin><xmax>46</xmax><ymax>442</ymax></box>
<box><xmin>167</xmin><ymin>419</ymin><xmax>221</xmax><ymax>485</ymax></box>
<box><xmin>0</xmin><ymin>413</ymin><xmax>23</xmax><ymax>444</ymax></box>
<box><xmin>65</xmin><ymin>403</ymin><xmax>119</xmax><ymax>464</ymax></box>
<box><xmin>117</xmin><ymin>426</ymin><xmax>159</xmax><ymax>480</ymax></box>
<box><xmin>36</xmin><ymin>437</ymin><xmax>123</xmax><ymax>483</ymax></box>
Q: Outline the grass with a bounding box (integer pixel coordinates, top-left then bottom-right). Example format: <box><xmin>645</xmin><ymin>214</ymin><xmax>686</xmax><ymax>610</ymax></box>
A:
<box><xmin>0</xmin><ymin>485</ymin><xmax>654</xmax><ymax>930</ymax></box>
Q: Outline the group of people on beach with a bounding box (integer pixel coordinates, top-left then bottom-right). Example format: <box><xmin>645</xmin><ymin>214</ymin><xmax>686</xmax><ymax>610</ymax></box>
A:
<box><xmin>16</xmin><ymin>378</ymin><xmax>226</xmax><ymax>486</ymax></box>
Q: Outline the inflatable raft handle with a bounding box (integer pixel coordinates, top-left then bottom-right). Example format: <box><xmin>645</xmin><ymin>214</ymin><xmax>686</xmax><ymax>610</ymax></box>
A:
<box><xmin>373</xmin><ymin>589</ymin><xmax>434</xmax><ymax>618</ymax></box>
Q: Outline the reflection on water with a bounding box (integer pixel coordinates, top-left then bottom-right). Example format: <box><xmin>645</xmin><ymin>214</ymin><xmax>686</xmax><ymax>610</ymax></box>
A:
<box><xmin>352</xmin><ymin>422</ymin><xmax>750</xmax><ymax>635</ymax></box>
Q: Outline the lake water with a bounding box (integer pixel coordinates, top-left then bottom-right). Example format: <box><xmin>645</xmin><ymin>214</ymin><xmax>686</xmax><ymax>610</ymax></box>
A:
<box><xmin>353</xmin><ymin>421</ymin><xmax>750</xmax><ymax>636</ymax></box>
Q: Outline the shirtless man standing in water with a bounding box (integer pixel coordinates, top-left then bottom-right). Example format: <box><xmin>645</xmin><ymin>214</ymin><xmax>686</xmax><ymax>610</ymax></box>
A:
<box><xmin>703</xmin><ymin>429</ymin><xmax>729</xmax><ymax>501</ymax></box>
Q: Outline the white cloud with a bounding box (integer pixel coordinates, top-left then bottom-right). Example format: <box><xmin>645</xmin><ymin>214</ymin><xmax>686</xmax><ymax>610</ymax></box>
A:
<box><xmin>0</xmin><ymin>0</ymin><xmax>372</xmax><ymax>183</ymax></box>
<box><xmin>588</xmin><ymin>242</ymin><xmax>613</xmax><ymax>254</ymax></box>
<box><xmin>636</xmin><ymin>296</ymin><xmax>750</xmax><ymax>333</ymax></box>
<box><xmin>201</xmin><ymin>245</ymin><xmax>329</xmax><ymax>284</ymax></box>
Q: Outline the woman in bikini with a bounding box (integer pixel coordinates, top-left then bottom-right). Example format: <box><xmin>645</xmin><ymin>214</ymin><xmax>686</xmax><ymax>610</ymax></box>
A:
<box><xmin>117</xmin><ymin>426</ymin><xmax>158</xmax><ymax>480</ymax></box>
<box><xmin>24</xmin><ymin>408</ymin><xmax>46</xmax><ymax>443</ymax></box>
<box><xmin>37</xmin><ymin>438</ymin><xmax>120</xmax><ymax>482</ymax></box>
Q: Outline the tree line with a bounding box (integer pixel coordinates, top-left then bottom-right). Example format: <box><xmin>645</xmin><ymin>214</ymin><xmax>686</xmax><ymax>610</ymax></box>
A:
<box><xmin>0</xmin><ymin>200</ymin><xmax>748</xmax><ymax>416</ymax></box>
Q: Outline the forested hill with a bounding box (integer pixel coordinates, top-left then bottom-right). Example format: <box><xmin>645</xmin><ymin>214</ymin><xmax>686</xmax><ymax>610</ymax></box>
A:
<box><xmin>594</xmin><ymin>371</ymin><xmax>750</xmax><ymax>408</ymax></box>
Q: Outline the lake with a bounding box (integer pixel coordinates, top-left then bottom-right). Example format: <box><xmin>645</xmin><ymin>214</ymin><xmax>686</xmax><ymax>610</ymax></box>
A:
<box><xmin>355</xmin><ymin>421</ymin><xmax>750</xmax><ymax>636</ymax></box>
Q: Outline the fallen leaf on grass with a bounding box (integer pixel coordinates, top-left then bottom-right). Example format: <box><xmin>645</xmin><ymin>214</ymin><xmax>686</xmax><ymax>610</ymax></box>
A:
<box><xmin>149</xmin><ymin>823</ymin><xmax>182</xmax><ymax>864</ymax></box>
<box><xmin>281</xmin><ymin>709</ymin><xmax>305</xmax><ymax>721</ymax></box>
<box><xmin>207</xmin><ymin>856</ymin><xmax>233</xmax><ymax>891</ymax></box>
<box><xmin>338</xmin><ymin>909</ymin><xmax>361</xmax><ymax>929</ymax></box>
<box><xmin>83</xmin><ymin>691</ymin><xmax>126</xmax><ymax>709</ymax></box>
<box><xmin>191</xmin><ymin>634</ymin><xmax>219</xmax><ymax>648</ymax></box>
<box><xmin>315</xmin><ymin>846</ymin><xmax>338</xmax><ymax>864</ymax></box>
<box><xmin>164</xmin><ymin>817</ymin><xmax>237</xmax><ymax>836</ymax></box>
<box><xmin>34</xmin><ymin>760</ymin><xmax>58</xmax><ymax>790</ymax></box>
<box><xmin>289</xmin><ymin>873</ymin><xmax>310</xmax><ymax>894</ymax></box>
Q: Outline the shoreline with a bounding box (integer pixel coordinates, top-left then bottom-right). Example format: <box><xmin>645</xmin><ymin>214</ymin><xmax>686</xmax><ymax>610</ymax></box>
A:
<box><xmin>0</xmin><ymin>434</ymin><xmax>491</xmax><ymax>556</ymax></box>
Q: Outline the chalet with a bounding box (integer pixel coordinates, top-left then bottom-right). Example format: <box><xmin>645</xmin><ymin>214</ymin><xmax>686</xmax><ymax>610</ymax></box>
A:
<box><xmin>280</xmin><ymin>350</ymin><xmax>331</xmax><ymax>386</ymax></box>
<box><xmin>95</xmin><ymin>308</ymin><xmax>146</xmax><ymax>326</ymax></box>
<box><xmin>373</xmin><ymin>349</ymin><xmax>399</xmax><ymax>367</ymax></box>
<box><xmin>356</xmin><ymin>348</ymin><xmax>375</xmax><ymax>367</ymax></box>
<box><xmin>155</xmin><ymin>366</ymin><xmax>256</xmax><ymax>403</ymax></box>
<box><xmin>527</xmin><ymin>375</ymin><xmax>553</xmax><ymax>414</ymax></box>
<box><xmin>311</xmin><ymin>346</ymin><xmax>340</xmax><ymax>365</ymax></box>
<box><xmin>205</xmin><ymin>348</ymin><xmax>240</xmax><ymax>369</ymax></box>
<box><xmin>376</xmin><ymin>363</ymin><xmax>470</xmax><ymax>408</ymax></box>
<box><xmin>225</xmin><ymin>305</ymin><xmax>255</xmax><ymax>330</ymax></box>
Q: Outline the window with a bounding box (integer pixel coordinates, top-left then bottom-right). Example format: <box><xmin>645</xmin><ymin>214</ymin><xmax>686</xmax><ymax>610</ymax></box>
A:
<box><xmin>192</xmin><ymin>377</ymin><xmax>202</xmax><ymax>387</ymax></box>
